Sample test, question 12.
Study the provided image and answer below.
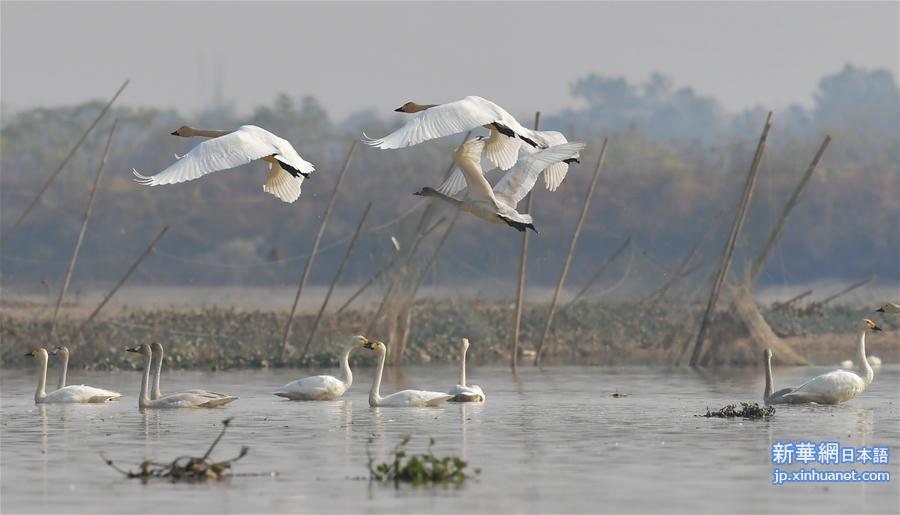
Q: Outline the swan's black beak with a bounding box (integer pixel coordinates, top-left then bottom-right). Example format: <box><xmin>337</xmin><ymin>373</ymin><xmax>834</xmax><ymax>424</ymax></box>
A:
<box><xmin>876</xmin><ymin>307</ymin><xmax>885</xmax><ymax>313</ymax></box>
<box><xmin>363</xmin><ymin>341</ymin><xmax>376</xmax><ymax>350</ymax></box>
<box><xmin>873</xmin><ymin>325</ymin><xmax>883</xmax><ymax>332</ymax></box>
<box><xmin>394</xmin><ymin>107</ymin><xmax>404</xmax><ymax>113</ymax></box>
<box><xmin>170</xmin><ymin>130</ymin><xmax>179</xmax><ymax>136</ymax></box>
<box><xmin>125</xmin><ymin>346</ymin><xmax>140</xmax><ymax>353</ymax></box>
<box><xmin>24</xmin><ymin>351</ymin><xmax>34</xmax><ymax>357</ymax></box>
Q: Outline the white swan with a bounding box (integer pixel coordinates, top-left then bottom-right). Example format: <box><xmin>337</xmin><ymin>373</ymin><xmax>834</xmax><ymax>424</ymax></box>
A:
<box><xmin>363</xmin><ymin>96</ymin><xmax>543</xmax><ymax>170</ymax></box>
<box><xmin>438</xmin><ymin>129</ymin><xmax>581</xmax><ymax>197</ymax></box>
<box><xmin>50</xmin><ymin>345</ymin><xmax>69</xmax><ymax>389</ymax></box>
<box><xmin>362</xmin><ymin>340</ymin><xmax>452</xmax><ymax>407</ymax></box>
<box><xmin>763</xmin><ymin>348</ymin><xmax>800</xmax><ymax>405</ymax></box>
<box><xmin>126</xmin><ymin>343</ymin><xmax>237</xmax><ymax>409</ymax></box>
<box><xmin>414</xmin><ymin>136</ymin><xmax>585</xmax><ymax>232</ymax></box>
<box><xmin>448</xmin><ymin>338</ymin><xmax>485</xmax><ymax>402</ymax></box>
<box><xmin>25</xmin><ymin>348</ymin><xmax>122</xmax><ymax>404</ymax></box>
<box><xmin>272</xmin><ymin>335</ymin><xmax>368</xmax><ymax>400</ymax></box>
<box><xmin>876</xmin><ymin>302</ymin><xmax>900</xmax><ymax>314</ymax></box>
<box><xmin>133</xmin><ymin>125</ymin><xmax>315</xmax><ymax>203</ymax></box>
<box><xmin>779</xmin><ymin>319</ymin><xmax>882</xmax><ymax>404</ymax></box>
<box><xmin>150</xmin><ymin>342</ymin><xmax>225</xmax><ymax>400</ymax></box>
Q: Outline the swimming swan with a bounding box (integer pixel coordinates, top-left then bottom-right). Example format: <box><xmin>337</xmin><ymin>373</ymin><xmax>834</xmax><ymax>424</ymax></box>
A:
<box><xmin>126</xmin><ymin>343</ymin><xmax>237</xmax><ymax>409</ymax></box>
<box><xmin>415</xmin><ymin>137</ymin><xmax>585</xmax><ymax>232</ymax></box>
<box><xmin>50</xmin><ymin>346</ymin><xmax>69</xmax><ymax>389</ymax></box>
<box><xmin>133</xmin><ymin>125</ymin><xmax>315</xmax><ymax>203</ymax></box>
<box><xmin>779</xmin><ymin>319</ymin><xmax>882</xmax><ymax>404</ymax></box>
<box><xmin>876</xmin><ymin>302</ymin><xmax>900</xmax><ymax>314</ymax></box>
<box><xmin>272</xmin><ymin>335</ymin><xmax>368</xmax><ymax>400</ymax></box>
<box><xmin>150</xmin><ymin>342</ymin><xmax>226</xmax><ymax>400</ymax></box>
<box><xmin>763</xmin><ymin>348</ymin><xmax>801</xmax><ymax>405</ymax></box>
<box><xmin>363</xmin><ymin>96</ymin><xmax>542</xmax><ymax>170</ymax></box>
<box><xmin>25</xmin><ymin>348</ymin><xmax>122</xmax><ymax>404</ymax></box>
<box><xmin>448</xmin><ymin>338</ymin><xmax>485</xmax><ymax>402</ymax></box>
<box><xmin>362</xmin><ymin>340</ymin><xmax>452</xmax><ymax>407</ymax></box>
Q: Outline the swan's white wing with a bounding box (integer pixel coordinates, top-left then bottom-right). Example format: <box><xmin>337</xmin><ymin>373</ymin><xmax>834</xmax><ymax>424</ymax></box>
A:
<box><xmin>493</xmin><ymin>142</ymin><xmax>586</xmax><ymax>208</ymax></box>
<box><xmin>436</xmin><ymin>168</ymin><xmax>468</xmax><ymax>197</ymax></box>
<box><xmin>362</xmin><ymin>97</ymin><xmax>498</xmax><ymax>149</ymax></box>
<box><xmin>484</xmin><ymin>126</ymin><xmax>522</xmax><ymax>170</ymax></box>
<box><xmin>522</xmin><ymin>131</ymin><xmax>579</xmax><ymax>191</ymax></box>
<box><xmin>452</xmin><ymin>138</ymin><xmax>498</xmax><ymax>204</ymax></box>
<box><xmin>133</xmin><ymin>128</ymin><xmax>276</xmax><ymax>186</ymax></box>
<box><xmin>263</xmin><ymin>160</ymin><xmax>303</xmax><ymax>203</ymax></box>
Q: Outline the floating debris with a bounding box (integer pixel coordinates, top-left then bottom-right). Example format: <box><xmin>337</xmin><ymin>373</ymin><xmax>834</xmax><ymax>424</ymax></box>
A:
<box><xmin>701</xmin><ymin>402</ymin><xmax>775</xmax><ymax>420</ymax></box>
<box><xmin>611</xmin><ymin>391</ymin><xmax>629</xmax><ymax>398</ymax></box>
<box><xmin>368</xmin><ymin>434</ymin><xmax>473</xmax><ymax>485</ymax></box>
<box><xmin>101</xmin><ymin>418</ymin><xmax>257</xmax><ymax>482</ymax></box>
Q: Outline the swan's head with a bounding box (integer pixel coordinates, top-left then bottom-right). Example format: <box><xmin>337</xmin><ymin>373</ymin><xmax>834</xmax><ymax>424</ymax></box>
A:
<box><xmin>876</xmin><ymin>303</ymin><xmax>898</xmax><ymax>313</ymax></box>
<box><xmin>125</xmin><ymin>343</ymin><xmax>152</xmax><ymax>356</ymax></box>
<box><xmin>352</xmin><ymin>335</ymin><xmax>370</xmax><ymax>347</ymax></box>
<box><xmin>50</xmin><ymin>346</ymin><xmax>69</xmax><ymax>357</ymax></box>
<box><xmin>170</xmin><ymin>125</ymin><xmax>193</xmax><ymax>137</ymax></box>
<box><xmin>24</xmin><ymin>348</ymin><xmax>47</xmax><ymax>359</ymax></box>
<box><xmin>861</xmin><ymin>319</ymin><xmax>882</xmax><ymax>332</ymax></box>
<box><xmin>362</xmin><ymin>340</ymin><xmax>386</xmax><ymax>352</ymax></box>
<box><xmin>764</xmin><ymin>348</ymin><xmax>773</xmax><ymax>360</ymax></box>
<box><xmin>151</xmin><ymin>342</ymin><xmax>164</xmax><ymax>354</ymax></box>
<box><xmin>461</xmin><ymin>338</ymin><xmax>470</xmax><ymax>351</ymax></box>
<box><xmin>395</xmin><ymin>102</ymin><xmax>420</xmax><ymax>113</ymax></box>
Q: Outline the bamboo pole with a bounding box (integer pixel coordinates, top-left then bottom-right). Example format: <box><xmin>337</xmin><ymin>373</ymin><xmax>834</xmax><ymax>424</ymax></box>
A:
<box><xmin>81</xmin><ymin>226</ymin><xmax>169</xmax><ymax>328</ymax></box>
<box><xmin>561</xmin><ymin>235</ymin><xmax>632</xmax><ymax>312</ymax></box>
<box><xmin>689</xmin><ymin>112</ymin><xmax>773</xmax><ymax>367</ymax></box>
<box><xmin>771</xmin><ymin>289</ymin><xmax>813</xmax><ymax>311</ymax></box>
<box><xmin>534</xmin><ymin>137</ymin><xmax>608</xmax><ymax>366</ymax></box>
<box><xmin>1</xmin><ymin>80</ymin><xmax>128</xmax><ymax>248</ymax></box>
<box><xmin>299</xmin><ymin>202</ymin><xmax>372</xmax><ymax>360</ymax></box>
<box><xmin>511</xmin><ymin>112</ymin><xmax>540</xmax><ymax>372</ymax></box>
<box><xmin>50</xmin><ymin>120</ymin><xmax>118</xmax><ymax>336</ymax></box>
<box><xmin>280</xmin><ymin>141</ymin><xmax>358</xmax><ymax>361</ymax></box>
<box><xmin>746</xmin><ymin>136</ymin><xmax>831</xmax><ymax>286</ymax></box>
<box><xmin>815</xmin><ymin>276</ymin><xmax>875</xmax><ymax>308</ymax></box>
<box><xmin>645</xmin><ymin>208</ymin><xmax>725</xmax><ymax>309</ymax></box>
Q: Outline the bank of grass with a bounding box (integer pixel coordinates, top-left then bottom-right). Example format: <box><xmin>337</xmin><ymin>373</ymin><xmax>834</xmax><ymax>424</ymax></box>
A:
<box><xmin>1</xmin><ymin>300</ymin><xmax>895</xmax><ymax>370</ymax></box>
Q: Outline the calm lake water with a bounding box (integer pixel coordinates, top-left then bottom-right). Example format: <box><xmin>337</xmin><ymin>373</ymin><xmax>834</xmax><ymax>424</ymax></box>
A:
<box><xmin>1</xmin><ymin>364</ymin><xmax>898</xmax><ymax>514</ymax></box>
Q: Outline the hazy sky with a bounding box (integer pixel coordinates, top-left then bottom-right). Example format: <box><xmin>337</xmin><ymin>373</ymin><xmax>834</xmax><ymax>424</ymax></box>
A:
<box><xmin>2</xmin><ymin>1</ymin><xmax>898</xmax><ymax>119</ymax></box>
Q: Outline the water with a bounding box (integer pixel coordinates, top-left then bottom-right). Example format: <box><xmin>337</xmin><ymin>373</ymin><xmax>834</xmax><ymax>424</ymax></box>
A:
<box><xmin>2</xmin><ymin>365</ymin><xmax>898</xmax><ymax>514</ymax></box>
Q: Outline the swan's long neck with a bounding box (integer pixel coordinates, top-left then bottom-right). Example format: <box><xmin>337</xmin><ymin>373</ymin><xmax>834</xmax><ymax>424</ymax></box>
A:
<box><xmin>339</xmin><ymin>344</ymin><xmax>354</xmax><ymax>389</ymax></box>
<box><xmin>185</xmin><ymin>128</ymin><xmax>230</xmax><ymax>138</ymax></box>
<box><xmin>139</xmin><ymin>353</ymin><xmax>152</xmax><ymax>409</ymax></box>
<box><xmin>57</xmin><ymin>349</ymin><xmax>69</xmax><ymax>389</ymax></box>
<box><xmin>857</xmin><ymin>330</ymin><xmax>874</xmax><ymax>386</ymax></box>
<box><xmin>35</xmin><ymin>351</ymin><xmax>48</xmax><ymax>403</ymax></box>
<box><xmin>369</xmin><ymin>348</ymin><xmax>386</xmax><ymax>406</ymax></box>
<box><xmin>459</xmin><ymin>344</ymin><xmax>468</xmax><ymax>387</ymax></box>
<box><xmin>764</xmin><ymin>353</ymin><xmax>774</xmax><ymax>401</ymax></box>
<box><xmin>152</xmin><ymin>347</ymin><xmax>163</xmax><ymax>400</ymax></box>
<box><xmin>418</xmin><ymin>187</ymin><xmax>463</xmax><ymax>208</ymax></box>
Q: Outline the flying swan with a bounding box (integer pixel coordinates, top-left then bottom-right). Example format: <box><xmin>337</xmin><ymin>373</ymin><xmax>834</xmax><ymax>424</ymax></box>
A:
<box><xmin>133</xmin><ymin>125</ymin><xmax>315</xmax><ymax>203</ymax></box>
<box><xmin>364</xmin><ymin>96</ymin><xmax>553</xmax><ymax>171</ymax></box>
<box><xmin>362</xmin><ymin>340</ymin><xmax>452</xmax><ymax>407</ymax></box>
<box><xmin>272</xmin><ymin>335</ymin><xmax>369</xmax><ymax>401</ymax></box>
<box><xmin>448</xmin><ymin>338</ymin><xmax>485</xmax><ymax>402</ymax></box>
<box><xmin>25</xmin><ymin>348</ymin><xmax>122</xmax><ymax>404</ymax></box>
<box><xmin>126</xmin><ymin>343</ymin><xmax>237</xmax><ymax>409</ymax></box>
<box><xmin>777</xmin><ymin>319</ymin><xmax>882</xmax><ymax>404</ymax></box>
<box><xmin>414</xmin><ymin>136</ymin><xmax>585</xmax><ymax>232</ymax></box>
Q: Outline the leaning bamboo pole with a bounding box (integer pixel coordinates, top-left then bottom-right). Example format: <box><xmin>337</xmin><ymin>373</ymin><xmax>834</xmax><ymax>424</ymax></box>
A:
<box><xmin>534</xmin><ymin>137</ymin><xmax>608</xmax><ymax>366</ymax></box>
<box><xmin>81</xmin><ymin>226</ymin><xmax>169</xmax><ymax>328</ymax></box>
<box><xmin>511</xmin><ymin>112</ymin><xmax>540</xmax><ymax>372</ymax></box>
<box><xmin>689</xmin><ymin>112</ymin><xmax>773</xmax><ymax>367</ymax></box>
<box><xmin>746</xmin><ymin>136</ymin><xmax>831</xmax><ymax>286</ymax></box>
<box><xmin>50</xmin><ymin>120</ymin><xmax>118</xmax><ymax>336</ymax></box>
<box><xmin>280</xmin><ymin>141</ymin><xmax>357</xmax><ymax>361</ymax></box>
<box><xmin>299</xmin><ymin>202</ymin><xmax>372</xmax><ymax>360</ymax></box>
<box><xmin>1</xmin><ymin>80</ymin><xmax>128</xmax><ymax>248</ymax></box>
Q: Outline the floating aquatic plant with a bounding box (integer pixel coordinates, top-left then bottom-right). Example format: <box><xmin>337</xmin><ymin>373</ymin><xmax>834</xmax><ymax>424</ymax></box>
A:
<box><xmin>368</xmin><ymin>434</ymin><xmax>473</xmax><ymax>485</ymax></box>
<box><xmin>611</xmin><ymin>390</ymin><xmax>628</xmax><ymax>398</ymax></box>
<box><xmin>101</xmin><ymin>418</ymin><xmax>262</xmax><ymax>483</ymax></box>
<box><xmin>701</xmin><ymin>402</ymin><xmax>775</xmax><ymax>420</ymax></box>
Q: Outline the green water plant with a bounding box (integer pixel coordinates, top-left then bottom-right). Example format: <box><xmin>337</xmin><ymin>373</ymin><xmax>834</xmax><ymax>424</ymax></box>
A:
<box><xmin>701</xmin><ymin>402</ymin><xmax>775</xmax><ymax>420</ymax></box>
<box><xmin>368</xmin><ymin>434</ymin><xmax>472</xmax><ymax>485</ymax></box>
